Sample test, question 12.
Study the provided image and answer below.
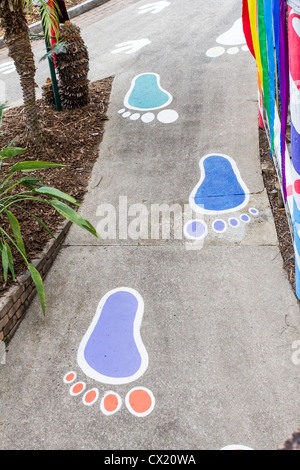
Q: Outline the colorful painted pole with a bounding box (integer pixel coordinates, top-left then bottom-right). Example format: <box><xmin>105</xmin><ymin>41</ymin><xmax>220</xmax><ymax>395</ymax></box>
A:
<box><xmin>48</xmin><ymin>0</ymin><xmax>69</xmax><ymax>66</ymax></box>
<box><xmin>37</xmin><ymin>0</ymin><xmax>69</xmax><ymax>111</ymax></box>
<box><xmin>36</xmin><ymin>0</ymin><xmax>61</xmax><ymax>110</ymax></box>
<box><xmin>288</xmin><ymin>1</ymin><xmax>300</xmax><ymax>297</ymax></box>
<box><xmin>41</xmin><ymin>18</ymin><xmax>61</xmax><ymax>111</ymax></box>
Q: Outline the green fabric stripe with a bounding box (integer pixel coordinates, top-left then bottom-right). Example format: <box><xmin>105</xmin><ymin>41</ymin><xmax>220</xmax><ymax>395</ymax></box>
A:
<box><xmin>257</xmin><ymin>0</ymin><xmax>271</xmax><ymax>126</ymax></box>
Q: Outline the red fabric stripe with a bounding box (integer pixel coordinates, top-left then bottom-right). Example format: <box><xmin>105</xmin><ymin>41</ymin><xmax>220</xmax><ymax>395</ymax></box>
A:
<box><xmin>242</xmin><ymin>0</ymin><xmax>255</xmax><ymax>58</ymax></box>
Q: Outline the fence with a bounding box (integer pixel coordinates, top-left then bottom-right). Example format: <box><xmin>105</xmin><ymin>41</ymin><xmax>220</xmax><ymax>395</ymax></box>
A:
<box><xmin>242</xmin><ymin>0</ymin><xmax>300</xmax><ymax>298</ymax></box>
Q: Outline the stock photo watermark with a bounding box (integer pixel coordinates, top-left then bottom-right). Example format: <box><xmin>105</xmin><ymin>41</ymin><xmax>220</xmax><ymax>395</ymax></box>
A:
<box><xmin>95</xmin><ymin>196</ymin><xmax>207</xmax><ymax>250</ymax></box>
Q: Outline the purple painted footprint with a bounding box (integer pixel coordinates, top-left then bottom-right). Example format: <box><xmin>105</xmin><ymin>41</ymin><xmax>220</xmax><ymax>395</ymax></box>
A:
<box><xmin>64</xmin><ymin>288</ymin><xmax>155</xmax><ymax>417</ymax></box>
<box><xmin>77</xmin><ymin>287</ymin><xmax>148</xmax><ymax>384</ymax></box>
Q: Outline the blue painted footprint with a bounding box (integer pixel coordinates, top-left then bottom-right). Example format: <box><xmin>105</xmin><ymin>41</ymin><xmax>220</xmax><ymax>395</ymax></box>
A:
<box><xmin>184</xmin><ymin>154</ymin><xmax>259</xmax><ymax>240</ymax></box>
<box><xmin>118</xmin><ymin>73</ymin><xmax>179</xmax><ymax>123</ymax></box>
<box><xmin>64</xmin><ymin>288</ymin><xmax>155</xmax><ymax>417</ymax></box>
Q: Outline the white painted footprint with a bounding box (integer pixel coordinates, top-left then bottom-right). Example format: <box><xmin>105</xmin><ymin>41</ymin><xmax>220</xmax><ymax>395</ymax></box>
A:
<box><xmin>138</xmin><ymin>1</ymin><xmax>171</xmax><ymax>15</ymax></box>
<box><xmin>0</xmin><ymin>61</ymin><xmax>16</xmax><ymax>75</ymax></box>
<box><xmin>118</xmin><ymin>73</ymin><xmax>179</xmax><ymax>124</ymax></box>
<box><xmin>206</xmin><ymin>18</ymin><xmax>249</xmax><ymax>58</ymax></box>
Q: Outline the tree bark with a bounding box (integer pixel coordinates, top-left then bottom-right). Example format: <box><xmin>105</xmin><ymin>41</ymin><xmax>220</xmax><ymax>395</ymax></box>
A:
<box><xmin>0</xmin><ymin>0</ymin><xmax>41</xmax><ymax>143</ymax></box>
<box><xmin>55</xmin><ymin>21</ymin><xmax>90</xmax><ymax>110</ymax></box>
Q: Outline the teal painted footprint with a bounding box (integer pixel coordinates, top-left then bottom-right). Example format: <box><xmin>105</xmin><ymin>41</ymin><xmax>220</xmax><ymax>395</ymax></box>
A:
<box><xmin>118</xmin><ymin>73</ymin><xmax>179</xmax><ymax>124</ymax></box>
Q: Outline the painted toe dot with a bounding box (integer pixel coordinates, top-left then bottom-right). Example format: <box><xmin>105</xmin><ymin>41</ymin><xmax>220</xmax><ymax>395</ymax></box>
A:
<box><xmin>101</xmin><ymin>391</ymin><xmax>122</xmax><ymax>415</ymax></box>
<box><xmin>141</xmin><ymin>112</ymin><xmax>155</xmax><ymax>123</ymax></box>
<box><xmin>125</xmin><ymin>387</ymin><xmax>155</xmax><ymax>417</ymax></box>
<box><xmin>83</xmin><ymin>388</ymin><xmax>99</xmax><ymax>406</ymax></box>
<box><xmin>206</xmin><ymin>46</ymin><xmax>225</xmax><ymax>57</ymax></box>
<box><xmin>157</xmin><ymin>109</ymin><xmax>179</xmax><ymax>123</ymax></box>
<box><xmin>130</xmin><ymin>113</ymin><xmax>141</xmax><ymax>120</ymax></box>
<box><xmin>240</xmin><ymin>214</ymin><xmax>250</xmax><ymax>223</ymax></box>
<box><xmin>122</xmin><ymin>111</ymin><xmax>131</xmax><ymax>118</ymax></box>
<box><xmin>118</xmin><ymin>108</ymin><xmax>125</xmax><ymax>114</ymax></box>
<box><xmin>213</xmin><ymin>219</ymin><xmax>227</xmax><ymax>233</ymax></box>
<box><xmin>184</xmin><ymin>220</ymin><xmax>208</xmax><ymax>240</ymax></box>
<box><xmin>229</xmin><ymin>217</ymin><xmax>239</xmax><ymax>228</ymax></box>
<box><xmin>70</xmin><ymin>381</ymin><xmax>86</xmax><ymax>396</ymax></box>
<box><xmin>227</xmin><ymin>47</ymin><xmax>239</xmax><ymax>54</ymax></box>
<box><xmin>63</xmin><ymin>371</ymin><xmax>77</xmax><ymax>384</ymax></box>
<box><xmin>249</xmin><ymin>208</ymin><xmax>259</xmax><ymax>216</ymax></box>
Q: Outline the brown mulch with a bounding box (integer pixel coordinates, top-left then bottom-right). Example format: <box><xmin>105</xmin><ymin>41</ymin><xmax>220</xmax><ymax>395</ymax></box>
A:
<box><xmin>259</xmin><ymin>126</ymin><xmax>296</xmax><ymax>296</ymax></box>
<box><xmin>0</xmin><ymin>76</ymin><xmax>113</xmax><ymax>295</ymax></box>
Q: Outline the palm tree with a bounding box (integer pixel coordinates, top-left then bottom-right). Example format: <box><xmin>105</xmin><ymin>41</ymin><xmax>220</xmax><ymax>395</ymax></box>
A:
<box><xmin>0</xmin><ymin>0</ymin><xmax>59</xmax><ymax>143</ymax></box>
<box><xmin>55</xmin><ymin>20</ymin><xmax>89</xmax><ymax>110</ymax></box>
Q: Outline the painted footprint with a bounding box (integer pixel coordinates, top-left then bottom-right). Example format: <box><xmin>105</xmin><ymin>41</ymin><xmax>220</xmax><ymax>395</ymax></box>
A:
<box><xmin>64</xmin><ymin>287</ymin><xmax>155</xmax><ymax>417</ymax></box>
<box><xmin>206</xmin><ymin>18</ymin><xmax>249</xmax><ymax>58</ymax></box>
<box><xmin>0</xmin><ymin>61</ymin><xmax>16</xmax><ymax>75</ymax></box>
<box><xmin>118</xmin><ymin>73</ymin><xmax>179</xmax><ymax>124</ymax></box>
<box><xmin>184</xmin><ymin>154</ymin><xmax>259</xmax><ymax>240</ymax></box>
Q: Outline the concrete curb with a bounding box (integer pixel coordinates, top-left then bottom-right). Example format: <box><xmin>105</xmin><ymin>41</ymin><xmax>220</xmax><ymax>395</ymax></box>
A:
<box><xmin>0</xmin><ymin>0</ymin><xmax>111</xmax><ymax>49</ymax></box>
<box><xmin>0</xmin><ymin>219</ymin><xmax>72</xmax><ymax>345</ymax></box>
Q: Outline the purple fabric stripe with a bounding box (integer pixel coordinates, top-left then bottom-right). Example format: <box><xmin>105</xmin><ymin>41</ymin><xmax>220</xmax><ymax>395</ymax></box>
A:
<box><xmin>280</xmin><ymin>0</ymin><xmax>289</xmax><ymax>201</ymax></box>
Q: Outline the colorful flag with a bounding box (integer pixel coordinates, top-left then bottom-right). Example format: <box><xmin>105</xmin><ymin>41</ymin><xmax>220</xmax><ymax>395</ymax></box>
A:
<box><xmin>242</xmin><ymin>0</ymin><xmax>255</xmax><ymax>57</ymax></box>
<box><xmin>280</xmin><ymin>0</ymin><xmax>289</xmax><ymax>201</ymax></box>
<box><xmin>288</xmin><ymin>3</ymin><xmax>300</xmax><ymax>297</ymax></box>
<box><xmin>263</xmin><ymin>0</ymin><xmax>276</xmax><ymax>153</ymax></box>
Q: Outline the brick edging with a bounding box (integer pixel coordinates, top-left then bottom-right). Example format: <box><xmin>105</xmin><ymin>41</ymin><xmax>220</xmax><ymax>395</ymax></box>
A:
<box><xmin>0</xmin><ymin>219</ymin><xmax>72</xmax><ymax>345</ymax></box>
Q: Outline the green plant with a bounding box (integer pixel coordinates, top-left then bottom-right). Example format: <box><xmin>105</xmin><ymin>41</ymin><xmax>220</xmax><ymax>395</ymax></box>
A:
<box><xmin>0</xmin><ymin>105</ymin><xmax>99</xmax><ymax>314</ymax></box>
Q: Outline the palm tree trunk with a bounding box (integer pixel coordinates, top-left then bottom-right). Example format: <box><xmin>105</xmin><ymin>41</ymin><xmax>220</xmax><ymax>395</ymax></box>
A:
<box><xmin>0</xmin><ymin>0</ymin><xmax>41</xmax><ymax>143</ymax></box>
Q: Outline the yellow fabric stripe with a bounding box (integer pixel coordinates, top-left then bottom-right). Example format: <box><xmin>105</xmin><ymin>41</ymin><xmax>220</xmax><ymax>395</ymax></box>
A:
<box><xmin>248</xmin><ymin>0</ymin><xmax>263</xmax><ymax>83</ymax></box>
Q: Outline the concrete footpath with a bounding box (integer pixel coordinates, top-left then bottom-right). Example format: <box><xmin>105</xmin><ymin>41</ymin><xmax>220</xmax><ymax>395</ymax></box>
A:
<box><xmin>1</xmin><ymin>0</ymin><xmax>300</xmax><ymax>451</ymax></box>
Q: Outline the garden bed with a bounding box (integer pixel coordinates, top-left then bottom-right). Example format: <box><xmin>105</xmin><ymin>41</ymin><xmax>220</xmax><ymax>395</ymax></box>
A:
<box><xmin>0</xmin><ymin>76</ymin><xmax>113</xmax><ymax>298</ymax></box>
<box><xmin>259</xmin><ymin>126</ymin><xmax>296</xmax><ymax>296</ymax></box>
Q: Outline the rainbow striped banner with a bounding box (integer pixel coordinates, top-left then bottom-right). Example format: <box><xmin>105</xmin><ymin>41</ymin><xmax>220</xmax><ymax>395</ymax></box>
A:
<box><xmin>288</xmin><ymin>2</ymin><xmax>300</xmax><ymax>298</ymax></box>
<box><xmin>243</xmin><ymin>0</ymin><xmax>300</xmax><ymax>297</ymax></box>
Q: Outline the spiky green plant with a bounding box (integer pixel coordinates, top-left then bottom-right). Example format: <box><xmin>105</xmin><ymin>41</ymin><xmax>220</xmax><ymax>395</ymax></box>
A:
<box><xmin>0</xmin><ymin>104</ymin><xmax>99</xmax><ymax>314</ymax></box>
